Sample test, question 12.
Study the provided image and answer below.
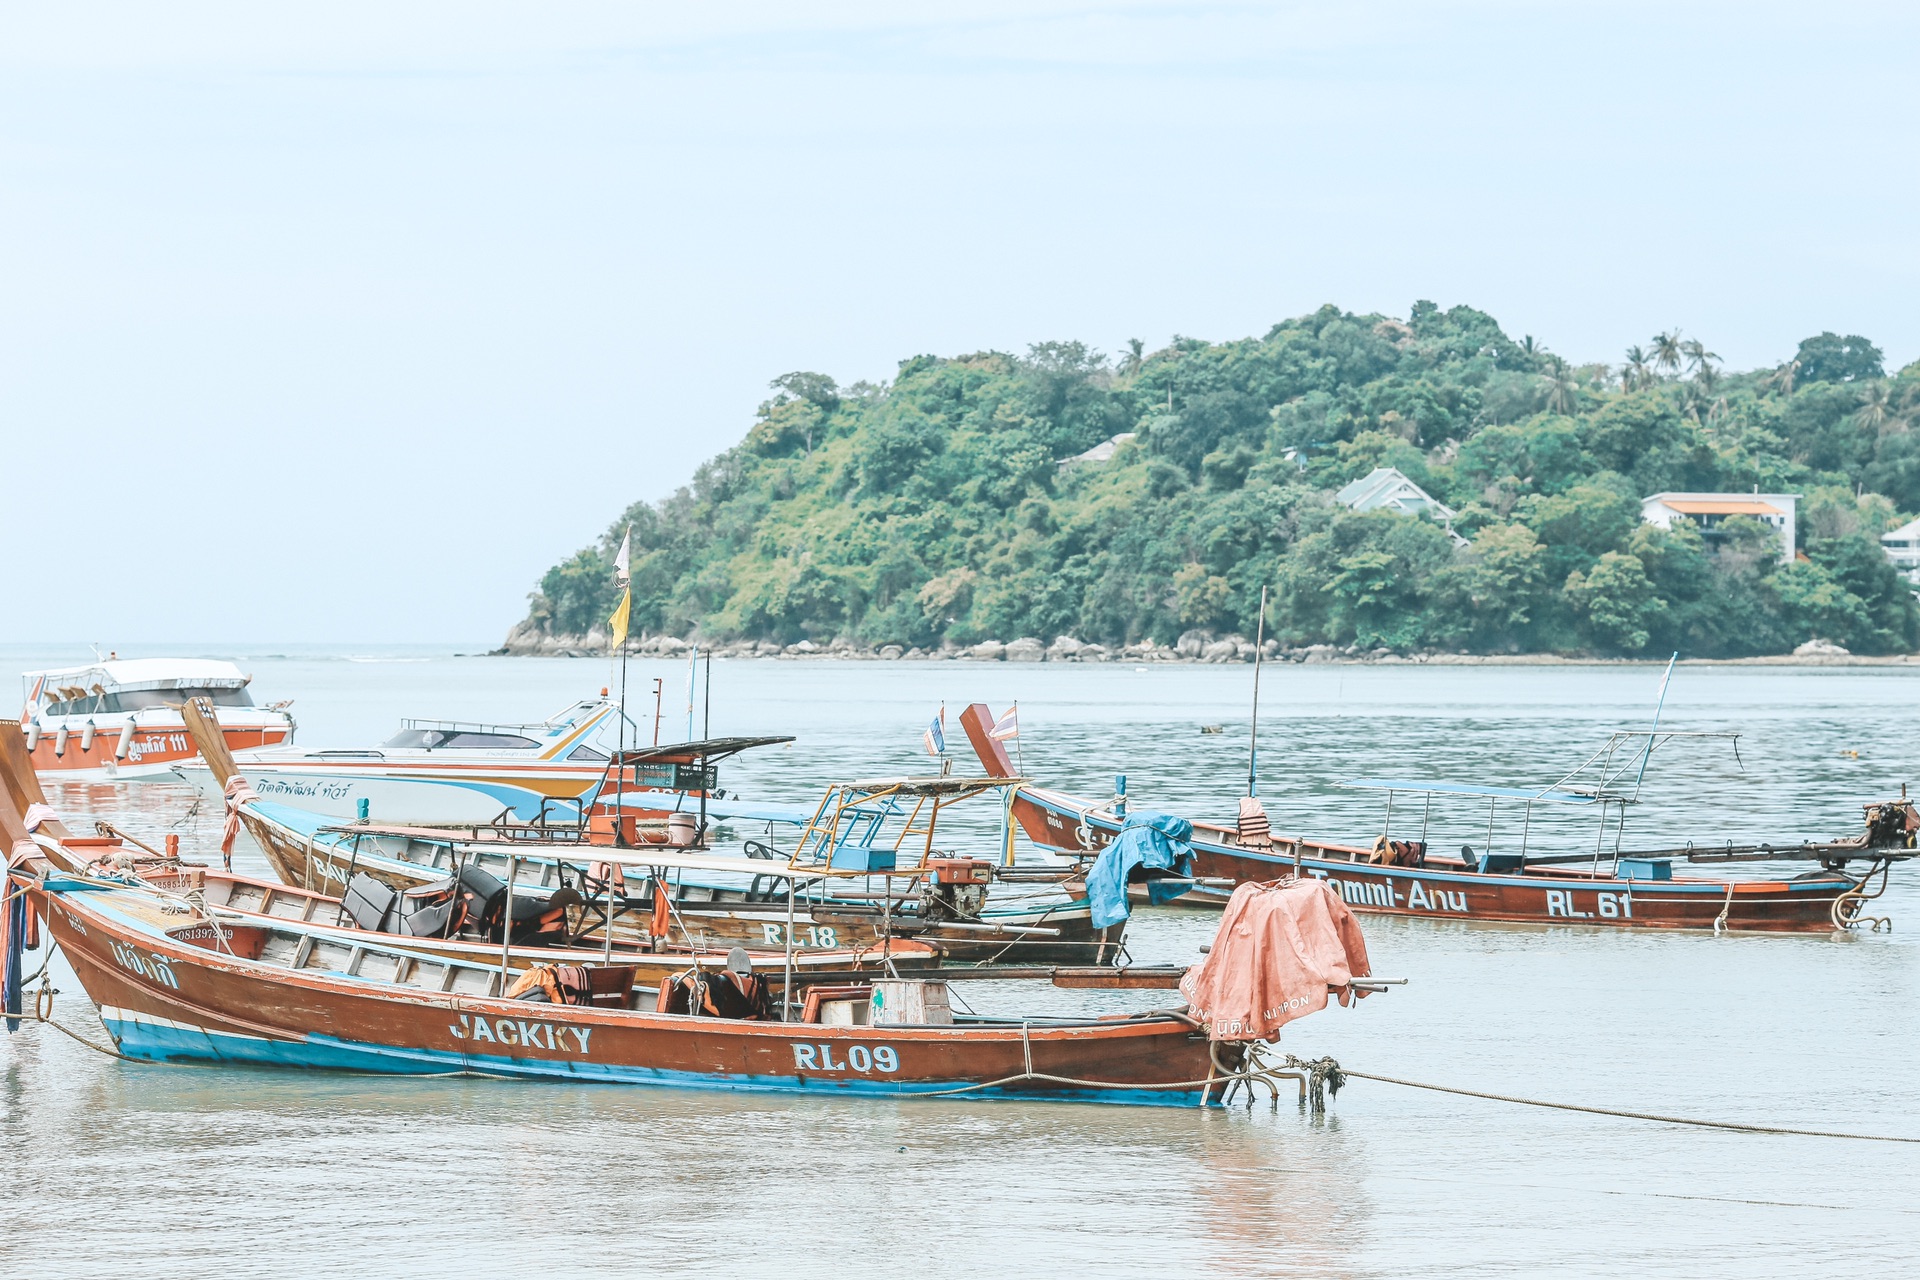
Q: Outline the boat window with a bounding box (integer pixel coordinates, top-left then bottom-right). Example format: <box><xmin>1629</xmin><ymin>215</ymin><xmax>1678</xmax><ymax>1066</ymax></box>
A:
<box><xmin>439</xmin><ymin>732</ymin><xmax>540</xmax><ymax>750</ymax></box>
<box><xmin>117</xmin><ymin>687</ymin><xmax>256</xmax><ymax>711</ymax></box>
<box><xmin>567</xmin><ymin>744</ymin><xmax>609</xmax><ymax>761</ymax></box>
<box><xmin>40</xmin><ymin>686</ymin><xmax>254</xmax><ymax>715</ymax></box>
<box><xmin>43</xmin><ymin>693</ymin><xmax>122</xmax><ymax>717</ymax></box>
<box><xmin>382</xmin><ymin>728</ymin><xmax>541</xmax><ymax>750</ymax></box>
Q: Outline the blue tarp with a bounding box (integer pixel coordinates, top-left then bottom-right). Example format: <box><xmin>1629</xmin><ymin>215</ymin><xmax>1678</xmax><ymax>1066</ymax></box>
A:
<box><xmin>1086</xmin><ymin>811</ymin><xmax>1196</xmax><ymax>929</ymax></box>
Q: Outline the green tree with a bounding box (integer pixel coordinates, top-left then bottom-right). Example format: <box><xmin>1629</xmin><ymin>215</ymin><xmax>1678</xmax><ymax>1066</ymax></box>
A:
<box><xmin>1794</xmin><ymin>333</ymin><xmax>1883</xmax><ymax>385</ymax></box>
<box><xmin>1565</xmin><ymin>551</ymin><xmax>1662</xmax><ymax>652</ymax></box>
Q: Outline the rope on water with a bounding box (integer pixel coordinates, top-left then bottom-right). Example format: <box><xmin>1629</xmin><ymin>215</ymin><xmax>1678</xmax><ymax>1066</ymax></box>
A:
<box><xmin>1331</xmin><ymin>1062</ymin><xmax>1920</xmax><ymax>1145</ymax></box>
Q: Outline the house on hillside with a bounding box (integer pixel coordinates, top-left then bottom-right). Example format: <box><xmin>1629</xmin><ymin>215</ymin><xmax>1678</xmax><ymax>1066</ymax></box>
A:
<box><xmin>1335</xmin><ymin>467</ymin><xmax>1467</xmax><ymax>544</ymax></box>
<box><xmin>1640</xmin><ymin>492</ymin><xmax>1799</xmax><ymax>564</ymax></box>
<box><xmin>1057</xmin><ymin>432</ymin><xmax>1136</xmax><ymax>471</ymax></box>
<box><xmin>1882</xmin><ymin>517</ymin><xmax>1920</xmax><ymax>588</ymax></box>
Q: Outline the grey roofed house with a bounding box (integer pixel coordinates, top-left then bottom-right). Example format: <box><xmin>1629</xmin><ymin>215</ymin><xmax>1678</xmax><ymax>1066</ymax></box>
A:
<box><xmin>1882</xmin><ymin>516</ymin><xmax>1920</xmax><ymax>587</ymax></box>
<box><xmin>1334</xmin><ymin>466</ymin><xmax>1466</xmax><ymax>545</ymax></box>
<box><xmin>1335</xmin><ymin>466</ymin><xmax>1457</xmax><ymax>520</ymax></box>
<box><xmin>1056</xmin><ymin>432</ymin><xmax>1137</xmax><ymax>470</ymax></box>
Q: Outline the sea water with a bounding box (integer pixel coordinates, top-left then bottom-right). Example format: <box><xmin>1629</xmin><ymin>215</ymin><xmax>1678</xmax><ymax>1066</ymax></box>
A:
<box><xmin>2</xmin><ymin>645</ymin><xmax>1915</xmax><ymax>1278</ymax></box>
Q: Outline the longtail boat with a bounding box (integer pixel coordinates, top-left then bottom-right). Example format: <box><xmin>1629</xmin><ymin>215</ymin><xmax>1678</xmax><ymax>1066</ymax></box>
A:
<box><xmin>960</xmin><ymin>704</ymin><xmax>1916</xmax><ymax>933</ymax></box>
<box><xmin>3</xmin><ymin>757</ymin><xmax>1387</xmax><ymax>1107</ymax></box>
<box><xmin>184</xmin><ymin>702</ymin><xmax>1108</xmax><ymax>963</ymax></box>
<box><xmin>0</xmin><ymin>722</ymin><xmax>939</xmax><ymax>989</ymax></box>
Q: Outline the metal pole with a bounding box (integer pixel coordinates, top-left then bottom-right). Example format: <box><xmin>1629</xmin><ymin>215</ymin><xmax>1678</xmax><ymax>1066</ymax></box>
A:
<box><xmin>603</xmin><ymin>858</ymin><xmax>616</xmax><ymax>962</ymax></box>
<box><xmin>652</xmin><ymin>678</ymin><xmax>663</xmax><ymax>747</ymax></box>
<box><xmin>1633</xmin><ymin>653</ymin><xmax>1680</xmax><ymax>799</ymax></box>
<box><xmin>699</xmin><ymin>652</ymin><xmax>712</xmax><ymax>847</ymax></box>
<box><xmin>1520</xmin><ymin>801</ymin><xmax>1532</xmax><ymax>859</ymax></box>
<box><xmin>1248</xmin><ymin>585</ymin><xmax>1267</xmax><ymax>797</ymax></box>
<box><xmin>499</xmin><ymin>852</ymin><xmax>516</xmax><ymax>995</ymax></box>
<box><xmin>782</xmin><ymin>877</ymin><xmax>796</xmax><ymax>1022</ymax></box>
<box><xmin>1486</xmin><ymin>797</ymin><xmax>1496</xmax><ymax>856</ymax></box>
<box><xmin>615</xmin><ymin>650</ymin><xmax>628</xmax><ymax>846</ymax></box>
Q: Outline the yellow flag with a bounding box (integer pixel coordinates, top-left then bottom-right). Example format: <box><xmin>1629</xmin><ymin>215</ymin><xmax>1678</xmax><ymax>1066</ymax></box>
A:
<box><xmin>609</xmin><ymin>587</ymin><xmax>631</xmax><ymax>653</ymax></box>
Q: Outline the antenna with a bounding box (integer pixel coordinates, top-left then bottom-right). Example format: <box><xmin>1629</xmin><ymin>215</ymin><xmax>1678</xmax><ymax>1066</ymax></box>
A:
<box><xmin>1248</xmin><ymin>585</ymin><xmax>1268</xmax><ymax>796</ymax></box>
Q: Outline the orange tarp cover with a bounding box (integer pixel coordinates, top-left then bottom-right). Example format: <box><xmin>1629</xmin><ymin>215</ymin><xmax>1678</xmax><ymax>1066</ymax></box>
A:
<box><xmin>1180</xmin><ymin>877</ymin><xmax>1370</xmax><ymax>1041</ymax></box>
<box><xmin>1658</xmin><ymin>500</ymin><xmax>1782</xmax><ymax>516</ymax></box>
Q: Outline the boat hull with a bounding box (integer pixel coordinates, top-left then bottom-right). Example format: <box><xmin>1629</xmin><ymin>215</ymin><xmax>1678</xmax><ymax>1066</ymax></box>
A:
<box><xmin>1008</xmin><ymin>786</ymin><xmax>1861</xmax><ymax>933</ymax></box>
<box><xmin>28</xmin><ymin>720</ymin><xmax>291</xmax><ymax>781</ymax></box>
<box><xmin>33</xmin><ymin>881</ymin><xmax>1223</xmax><ymax>1106</ymax></box>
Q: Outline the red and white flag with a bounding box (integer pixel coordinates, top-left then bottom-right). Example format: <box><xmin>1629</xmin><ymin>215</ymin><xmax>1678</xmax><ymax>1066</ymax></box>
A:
<box><xmin>988</xmin><ymin>705</ymin><xmax>1019</xmax><ymax>741</ymax></box>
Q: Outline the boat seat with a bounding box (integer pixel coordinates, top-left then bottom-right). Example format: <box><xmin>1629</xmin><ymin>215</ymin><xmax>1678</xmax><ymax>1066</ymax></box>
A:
<box><xmin>1457</xmin><ymin>845</ymin><xmax>1478</xmax><ymax>872</ymax></box>
<box><xmin>396</xmin><ymin>876</ymin><xmax>462</xmax><ymax>938</ymax></box>
<box><xmin>341</xmin><ymin>872</ymin><xmax>398</xmax><ymax>932</ymax></box>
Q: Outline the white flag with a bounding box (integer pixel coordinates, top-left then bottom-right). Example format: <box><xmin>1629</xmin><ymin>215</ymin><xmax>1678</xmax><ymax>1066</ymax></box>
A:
<box><xmin>613</xmin><ymin>527</ymin><xmax>631</xmax><ymax>587</ymax></box>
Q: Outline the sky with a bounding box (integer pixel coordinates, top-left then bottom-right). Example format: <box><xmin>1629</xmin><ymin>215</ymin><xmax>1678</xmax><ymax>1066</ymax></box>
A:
<box><xmin>4</xmin><ymin>1</ymin><xmax>1917</xmax><ymax>646</ymax></box>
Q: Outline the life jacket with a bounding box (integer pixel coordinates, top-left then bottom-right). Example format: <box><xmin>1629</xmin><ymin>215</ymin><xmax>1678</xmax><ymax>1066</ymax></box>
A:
<box><xmin>657</xmin><ymin>967</ymin><xmax>770</xmax><ymax>1020</ymax></box>
<box><xmin>507</xmin><ymin>963</ymin><xmax>594</xmax><ymax>1005</ymax></box>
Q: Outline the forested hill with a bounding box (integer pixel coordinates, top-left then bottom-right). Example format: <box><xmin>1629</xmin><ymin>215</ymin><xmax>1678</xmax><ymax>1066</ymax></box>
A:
<box><xmin>510</xmin><ymin>304</ymin><xmax>1920</xmax><ymax>658</ymax></box>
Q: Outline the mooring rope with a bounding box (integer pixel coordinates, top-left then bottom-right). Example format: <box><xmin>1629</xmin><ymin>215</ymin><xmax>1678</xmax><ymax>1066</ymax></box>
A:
<box><xmin>1333</xmin><ymin>1063</ymin><xmax>1920</xmax><ymax>1144</ymax></box>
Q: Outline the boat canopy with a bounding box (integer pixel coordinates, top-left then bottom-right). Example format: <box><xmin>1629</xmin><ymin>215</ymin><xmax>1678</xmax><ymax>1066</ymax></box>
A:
<box><xmin>609</xmin><ymin>735</ymin><xmax>796</xmax><ymax>766</ymax></box>
<box><xmin>838</xmin><ymin>775</ymin><xmax>1024</xmax><ymax>797</ymax></box>
<box><xmin>1341</xmin><ymin>777</ymin><xmax>1607</xmax><ymax>806</ymax></box>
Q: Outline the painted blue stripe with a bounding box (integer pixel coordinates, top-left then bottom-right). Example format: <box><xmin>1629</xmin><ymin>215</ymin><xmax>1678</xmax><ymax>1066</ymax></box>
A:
<box><xmin>99</xmin><ymin>1016</ymin><xmax>1207</xmax><ymax>1107</ymax></box>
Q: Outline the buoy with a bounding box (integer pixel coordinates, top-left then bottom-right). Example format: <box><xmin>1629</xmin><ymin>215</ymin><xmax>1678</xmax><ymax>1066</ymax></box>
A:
<box><xmin>80</xmin><ymin>720</ymin><xmax>96</xmax><ymax>752</ymax></box>
<box><xmin>25</xmin><ymin>722</ymin><xmax>40</xmax><ymax>751</ymax></box>
<box><xmin>54</xmin><ymin>725</ymin><xmax>69</xmax><ymax>757</ymax></box>
<box><xmin>117</xmin><ymin>722</ymin><xmax>136</xmax><ymax>759</ymax></box>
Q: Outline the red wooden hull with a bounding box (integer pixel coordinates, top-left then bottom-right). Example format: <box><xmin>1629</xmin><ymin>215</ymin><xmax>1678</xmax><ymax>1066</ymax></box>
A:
<box><xmin>29</xmin><ymin>876</ymin><xmax>1229</xmax><ymax>1106</ymax></box>
<box><xmin>1004</xmin><ymin>785</ymin><xmax>1866</xmax><ymax>934</ymax></box>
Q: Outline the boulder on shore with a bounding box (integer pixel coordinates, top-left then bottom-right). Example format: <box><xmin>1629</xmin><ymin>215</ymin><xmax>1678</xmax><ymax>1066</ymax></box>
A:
<box><xmin>1005</xmin><ymin>637</ymin><xmax>1046</xmax><ymax>662</ymax></box>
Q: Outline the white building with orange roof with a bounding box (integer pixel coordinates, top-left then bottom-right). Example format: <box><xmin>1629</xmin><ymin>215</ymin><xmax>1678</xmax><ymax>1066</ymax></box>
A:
<box><xmin>1640</xmin><ymin>491</ymin><xmax>1799</xmax><ymax>564</ymax></box>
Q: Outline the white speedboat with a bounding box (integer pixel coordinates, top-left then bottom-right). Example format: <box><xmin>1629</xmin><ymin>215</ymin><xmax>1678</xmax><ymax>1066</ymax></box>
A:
<box><xmin>20</xmin><ymin>657</ymin><xmax>295</xmax><ymax>780</ymax></box>
<box><xmin>173</xmin><ymin>697</ymin><xmax>794</xmax><ymax>826</ymax></box>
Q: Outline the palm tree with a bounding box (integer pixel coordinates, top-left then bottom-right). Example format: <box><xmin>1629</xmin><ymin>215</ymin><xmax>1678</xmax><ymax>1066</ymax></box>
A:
<box><xmin>1650</xmin><ymin>331</ymin><xmax>1684</xmax><ymax>378</ymax></box>
<box><xmin>1542</xmin><ymin>356</ymin><xmax>1577</xmax><ymax>414</ymax></box>
<box><xmin>1622</xmin><ymin>345</ymin><xmax>1652</xmax><ymax>391</ymax></box>
<box><xmin>1119</xmin><ymin>338</ymin><xmax>1145</xmax><ymax>381</ymax></box>
<box><xmin>1682</xmin><ymin>338</ymin><xmax>1720</xmax><ymax>379</ymax></box>
<box><xmin>1855</xmin><ymin>381</ymin><xmax>1892</xmax><ymax>435</ymax></box>
<box><xmin>1695</xmin><ymin>362</ymin><xmax>1722</xmax><ymax>397</ymax></box>
<box><xmin>1765</xmin><ymin>359</ymin><xmax>1800</xmax><ymax>396</ymax></box>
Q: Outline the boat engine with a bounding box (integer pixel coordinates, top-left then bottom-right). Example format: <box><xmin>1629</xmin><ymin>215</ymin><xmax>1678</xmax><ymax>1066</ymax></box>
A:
<box><xmin>919</xmin><ymin>857</ymin><xmax>992</xmax><ymax>922</ymax></box>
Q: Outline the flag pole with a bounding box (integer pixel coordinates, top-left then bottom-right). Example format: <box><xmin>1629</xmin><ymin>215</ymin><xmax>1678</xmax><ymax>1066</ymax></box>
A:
<box><xmin>1248</xmin><ymin>585</ymin><xmax>1268</xmax><ymax>797</ymax></box>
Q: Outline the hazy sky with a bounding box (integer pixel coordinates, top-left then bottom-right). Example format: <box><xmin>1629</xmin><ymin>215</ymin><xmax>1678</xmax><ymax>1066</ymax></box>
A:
<box><xmin>5</xmin><ymin>2</ymin><xmax>1917</xmax><ymax>646</ymax></box>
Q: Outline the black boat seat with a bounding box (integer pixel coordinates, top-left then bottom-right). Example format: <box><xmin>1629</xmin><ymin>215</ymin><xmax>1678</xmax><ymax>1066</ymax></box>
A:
<box><xmin>1458</xmin><ymin>845</ymin><xmax>1479</xmax><ymax>872</ymax></box>
<box><xmin>341</xmin><ymin>872</ymin><xmax>397</xmax><ymax>932</ymax></box>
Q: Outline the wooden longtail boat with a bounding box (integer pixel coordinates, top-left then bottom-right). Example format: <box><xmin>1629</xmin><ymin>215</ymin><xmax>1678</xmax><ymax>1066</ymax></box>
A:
<box><xmin>185</xmin><ymin>703</ymin><xmax>1108</xmax><ymax>963</ymax></box>
<box><xmin>1</xmin><ymin>784</ymin><xmax>1239</xmax><ymax>1107</ymax></box>
<box><xmin>0</xmin><ymin>722</ymin><xmax>941</xmax><ymax>988</ymax></box>
<box><xmin>959</xmin><ymin>704</ymin><xmax>1916</xmax><ymax>933</ymax></box>
<box><xmin>16</xmin><ymin>871</ymin><xmax>1230</xmax><ymax>1104</ymax></box>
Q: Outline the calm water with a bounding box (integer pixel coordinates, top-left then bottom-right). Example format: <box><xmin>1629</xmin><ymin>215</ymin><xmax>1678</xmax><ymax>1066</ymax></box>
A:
<box><xmin>3</xmin><ymin>646</ymin><xmax>1917</xmax><ymax>1278</ymax></box>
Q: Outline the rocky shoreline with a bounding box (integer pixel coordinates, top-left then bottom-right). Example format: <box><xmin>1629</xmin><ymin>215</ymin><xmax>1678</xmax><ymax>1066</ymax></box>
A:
<box><xmin>495</xmin><ymin>623</ymin><xmax>1917</xmax><ymax>667</ymax></box>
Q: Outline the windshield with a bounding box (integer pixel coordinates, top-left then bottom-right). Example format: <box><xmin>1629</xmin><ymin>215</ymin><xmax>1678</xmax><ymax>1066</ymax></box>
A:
<box><xmin>382</xmin><ymin>729</ymin><xmax>541</xmax><ymax>750</ymax></box>
<box><xmin>41</xmin><ymin>686</ymin><xmax>255</xmax><ymax>716</ymax></box>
